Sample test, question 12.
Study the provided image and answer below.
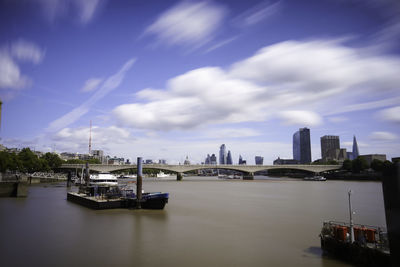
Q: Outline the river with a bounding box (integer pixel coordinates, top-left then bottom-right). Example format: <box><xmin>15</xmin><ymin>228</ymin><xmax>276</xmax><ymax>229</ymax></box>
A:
<box><xmin>0</xmin><ymin>176</ymin><xmax>386</xmax><ymax>267</ymax></box>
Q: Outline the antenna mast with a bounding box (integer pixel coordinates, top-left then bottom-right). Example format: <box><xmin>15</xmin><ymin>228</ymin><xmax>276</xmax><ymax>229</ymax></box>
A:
<box><xmin>89</xmin><ymin>120</ymin><xmax>92</xmax><ymax>155</ymax></box>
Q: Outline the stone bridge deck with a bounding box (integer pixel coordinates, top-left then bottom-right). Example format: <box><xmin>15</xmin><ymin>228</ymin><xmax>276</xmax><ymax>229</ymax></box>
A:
<box><xmin>60</xmin><ymin>163</ymin><xmax>341</xmax><ymax>175</ymax></box>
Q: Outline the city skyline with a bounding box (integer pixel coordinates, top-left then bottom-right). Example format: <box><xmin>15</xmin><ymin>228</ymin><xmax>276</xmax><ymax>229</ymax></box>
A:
<box><xmin>0</xmin><ymin>0</ymin><xmax>399</xmax><ymax>164</ymax></box>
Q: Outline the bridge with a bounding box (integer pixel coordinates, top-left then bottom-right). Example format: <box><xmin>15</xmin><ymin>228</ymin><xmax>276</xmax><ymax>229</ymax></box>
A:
<box><xmin>60</xmin><ymin>164</ymin><xmax>341</xmax><ymax>180</ymax></box>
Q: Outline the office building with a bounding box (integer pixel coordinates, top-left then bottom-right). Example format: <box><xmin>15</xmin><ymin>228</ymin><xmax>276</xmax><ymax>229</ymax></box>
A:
<box><xmin>273</xmin><ymin>157</ymin><xmax>299</xmax><ymax>165</ymax></box>
<box><xmin>205</xmin><ymin>154</ymin><xmax>211</xmax><ymax>164</ymax></box>
<box><xmin>293</xmin><ymin>127</ymin><xmax>312</xmax><ymax>164</ymax></box>
<box><xmin>360</xmin><ymin>154</ymin><xmax>387</xmax><ymax>166</ymax></box>
<box><xmin>226</xmin><ymin>151</ymin><xmax>233</xmax><ymax>165</ymax></box>
<box><xmin>219</xmin><ymin>144</ymin><xmax>227</xmax><ymax>165</ymax></box>
<box><xmin>352</xmin><ymin>135</ymin><xmax>359</xmax><ymax>159</ymax></box>
<box><xmin>321</xmin><ymin>135</ymin><xmax>340</xmax><ymax>161</ymax></box>
<box><xmin>255</xmin><ymin>156</ymin><xmax>263</xmax><ymax>165</ymax></box>
<box><xmin>210</xmin><ymin>154</ymin><xmax>217</xmax><ymax>165</ymax></box>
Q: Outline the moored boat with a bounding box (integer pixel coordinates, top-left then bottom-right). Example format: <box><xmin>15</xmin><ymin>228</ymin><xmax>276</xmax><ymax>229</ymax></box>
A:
<box><xmin>156</xmin><ymin>171</ymin><xmax>171</xmax><ymax>178</ymax></box>
<box><xmin>89</xmin><ymin>172</ymin><xmax>118</xmax><ymax>186</ymax></box>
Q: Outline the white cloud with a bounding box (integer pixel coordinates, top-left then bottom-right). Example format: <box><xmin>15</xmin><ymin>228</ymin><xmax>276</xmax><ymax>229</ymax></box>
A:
<box><xmin>112</xmin><ymin>39</ymin><xmax>400</xmax><ymax>132</ymax></box>
<box><xmin>47</xmin><ymin>58</ymin><xmax>136</xmax><ymax>132</ymax></box>
<box><xmin>0</xmin><ymin>52</ymin><xmax>30</xmax><ymax>89</ymax></box>
<box><xmin>369</xmin><ymin>131</ymin><xmax>397</xmax><ymax>141</ymax></box>
<box><xmin>378</xmin><ymin>106</ymin><xmax>400</xmax><ymax>123</ymax></box>
<box><xmin>233</xmin><ymin>0</ymin><xmax>281</xmax><ymax>27</ymax></box>
<box><xmin>144</xmin><ymin>1</ymin><xmax>227</xmax><ymax>48</ymax></box>
<box><xmin>11</xmin><ymin>40</ymin><xmax>45</xmax><ymax>64</ymax></box>
<box><xmin>0</xmin><ymin>40</ymin><xmax>44</xmax><ymax>92</ymax></box>
<box><xmin>201</xmin><ymin>128</ymin><xmax>262</xmax><ymax>139</ymax></box>
<box><xmin>328</xmin><ymin>116</ymin><xmax>348</xmax><ymax>123</ymax></box>
<box><xmin>80</xmin><ymin>78</ymin><xmax>103</xmax><ymax>92</ymax></box>
<box><xmin>37</xmin><ymin>0</ymin><xmax>103</xmax><ymax>24</ymax></box>
<box><xmin>278</xmin><ymin>110</ymin><xmax>322</xmax><ymax>126</ymax></box>
<box><xmin>204</xmin><ymin>36</ymin><xmax>238</xmax><ymax>53</ymax></box>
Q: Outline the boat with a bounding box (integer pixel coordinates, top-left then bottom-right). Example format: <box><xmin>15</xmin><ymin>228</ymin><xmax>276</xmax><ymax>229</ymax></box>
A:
<box><xmin>119</xmin><ymin>174</ymin><xmax>137</xmax><ymax>179</ymax></box>
<box><xmin>320</xmin><ymin>221</ymin><xmax>390</xmax><ymax>266</ymax></box>
<box><xmin>304</xmin><ymin>175</ymin><xmax>326</xmax><ymax>181</ymax></box>
<box><xmin>156</xmin><ymin>171</ymin><xmax>171</xmax><ymax>178</ymax></box>
<box><xmin>89</xmin><ymin>173</ymin><xmax>118</xmax><ymax>186</ymax></box>
<box><xmin>320</xmin><ymin>190</ymin><xmax>390</xmax><ymax>266</ymax></box>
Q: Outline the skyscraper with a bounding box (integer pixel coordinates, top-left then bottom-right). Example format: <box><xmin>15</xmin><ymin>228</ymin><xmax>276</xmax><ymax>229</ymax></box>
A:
<box><xmin>321</xmin><ymin>135</ymin><xmax>340</xmax><ymax>161</ymax></box>
<box><xmin>210</xmin><ymin>154</ymin><xmax>217</xmax><ymax>165</ymax></box>
<box><xmin>293</xmin><ymin>127</ymin><xmax>312</xmax><ymax>164</ymax></box>
<box><xmin>255</xmin><ymin>156</ymin><xmax>263</xmax><ymax>165</ymax></box>
<box><xmin>352</xmin><ymin>135</ymin><xmax>359</xmax><ymax>159</ymax></box>
<box><xmin>226</xmin><ymin>150</ymin><xmax>233</xmax><ymax>165</ymax></box>
<box><xmin>205</xmin><ymin>154</ymin><xmax>211</xmax><ymax>164</ymax></box>
<box><xmin>219</xmin><ymin>144</ymin><xmax>226</xmax><ymax>165</ymax></box>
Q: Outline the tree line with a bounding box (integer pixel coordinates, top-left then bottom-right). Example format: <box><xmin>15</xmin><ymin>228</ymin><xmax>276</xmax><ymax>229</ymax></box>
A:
<box><xmin>0</xmin><ymin>148</ymin><xmax>100</xmax><ymax>173</ymax></box>
<box><xmin>342</xmin><ymin>157</ymin><xmax>394</xmax><ymax>174</ymax></box>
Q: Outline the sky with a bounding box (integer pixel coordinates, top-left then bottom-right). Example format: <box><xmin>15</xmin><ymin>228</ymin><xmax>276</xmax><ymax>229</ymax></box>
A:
<box><xmin>0</xmin><ymin>0</ymin><xmax>399</xmax><ymax>164</ymax></box>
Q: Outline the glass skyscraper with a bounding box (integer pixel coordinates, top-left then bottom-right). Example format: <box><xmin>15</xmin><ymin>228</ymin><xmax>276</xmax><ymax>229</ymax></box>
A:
<box><xmin>226</xmin><ymin>150</ymin><xmax>233</xmax><ymax>165</ymax></box>
<box><xmin>293</xmin><ymin>127</ymin><xmax>312</xmax><ymax>164</ymax></box>
<box><xmin>219</xmin><ymin>144</ymin><xmax>226</xmax><ymax>165</ymax></box>
<box><xmin>255</xmin><ymin>156</ymin><xmax>264</xmax><ymax>165</ymax></box>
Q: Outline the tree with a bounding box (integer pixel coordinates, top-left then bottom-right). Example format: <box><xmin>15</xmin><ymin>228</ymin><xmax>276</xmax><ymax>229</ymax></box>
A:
<box><xmin>18</xmin><ymin>148</ymin><xmax>41</xmax><ymax>173</ymax></box>
<box><xmin>352</xmin><ymin>157</ymin><xmax>369</xmax><ymax>173</ymax></box>
<box><xmin>42</xmin><ymin>152</ymin><xmax>63</xmax><ymax>170</ymax></box>
<box><xmin>371</xmin><ymin>159</ymin><xmax>384</xmax><ymax>172</ymax></box>
<box><xmin>342</xmin><ymin>159</ymin><xmax>352</xmax><ymax>171</ymax></box>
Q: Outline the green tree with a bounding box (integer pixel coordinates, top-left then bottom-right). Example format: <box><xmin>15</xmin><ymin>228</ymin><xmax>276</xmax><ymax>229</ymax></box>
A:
<box><xmin>370</xmin><ymin>159</ymin><xmax>384</xmax><ymax>172</ymax></box>
<box><xmin>352</xmin><ymin>157</ymin><xmax>369</xmax><ymax>173</ymax></box>
<box><xmin>342</xmin><ymin>159</ymin><xmax>352</xmax><ymax>171</ymax></box>
<box><xmin>42</xmin><ymin>152</ymin><xmax>63</xmax><ymax>170</ymax></box>
<box><xmin>18</xmin><ymin>148</ymin><xmax>41</xmax><ymax>173</ymax></box>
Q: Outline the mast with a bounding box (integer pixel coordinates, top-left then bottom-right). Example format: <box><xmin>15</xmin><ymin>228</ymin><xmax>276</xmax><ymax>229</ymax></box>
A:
<box><xmin>89</xmin><ymin>120</ymin><xmax>92</xmax><ymax>155</ymax></box>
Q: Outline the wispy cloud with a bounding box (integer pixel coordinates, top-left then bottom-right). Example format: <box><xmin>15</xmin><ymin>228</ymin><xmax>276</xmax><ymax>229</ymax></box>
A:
<box><xmin>204</xmin><ymin>36</ymin><xmax>238</xmax><ymax>53</ymax></box>
<box><xmin>144</xmin><ymin>1</ymin><xmax>227</xmax><ymax>49</ymax></box>
<box><xmin>0</xmin><ymin>40</ymin><xmax>44</xmax><ymax>98</ymax></box>
<box><xmin>278</xmin><ymin>110</ymin><xmax>322</xmax><ymax>126</ymax></box>
<box><xmin>113</xmin><ymin>39</ymin><xmax>400</xmax><ymax>131</ymax></box>
<box><xmin>369</xmin><ymin>131</ymin><xmax>397</xmax><ymax>141</ymax></box>
<box><xmin>377</xmin><ymin>106</ymin><xmax>400</xmax><ymax>124</ymax></box>
<box><xmin>47</xmin><ymin>58</ymin><xmax>136</xmax><ymax>132</ymax></box>
<box><xmin>233</xmin><ymin>0</ymin><xmax>281</xmax><ymax>27</ymax></box>
<box><xmin>80</xmin><ymin>78</ymin><xmax>103</xmax><ymax>93</ymax></box>
<box><xmin>37</xmin><ymin>0</ymin><xmax>104</xmax><ymax>24</ymax></box>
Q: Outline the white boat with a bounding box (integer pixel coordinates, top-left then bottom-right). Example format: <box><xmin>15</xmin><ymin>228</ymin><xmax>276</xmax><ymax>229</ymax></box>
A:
<box><xmin>156</xmin><ymin>171</ymin><xmax>171</xmax><ymax>178</ymax></box>
<box><xmin>304</xmin><ymin>175</ymin><xmax>327</xmax><ymax>181</ymax></box>
<box><xmin>90</xmin><ymin>173</ymin><xmax>118</xmax><ymax>186</ymax></box>
<box><xmin>119</xmin><ymin>174</ymin><xmax>137</xmax><ymax>179</ymax></box>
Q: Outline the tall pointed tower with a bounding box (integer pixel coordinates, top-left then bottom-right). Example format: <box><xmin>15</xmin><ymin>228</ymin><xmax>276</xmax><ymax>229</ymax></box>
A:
<box><xmin>352</xmin><ymin>135</ymin><xmax>359</xmax><ymax>159</ymax></box>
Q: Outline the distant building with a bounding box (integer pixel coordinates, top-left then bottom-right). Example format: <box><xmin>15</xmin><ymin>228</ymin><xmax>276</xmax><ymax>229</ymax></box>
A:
<box><xmin>321</xmin><ymin>135</ymin><xmax>340</xmax><ymax>162</ymax></box>
<box><xmin>293</xmin><ymin>127</ymin><xmax>312</xmax><ymax>164</ymax></box>
<box><xmin>360</xmin><ymin>154</ymin><xmax>387</xmax><ymax>166</ymax></box>
<box><xmin>126</xmin><ymin>159</ymin><xmax>131</xmax><ymax>165</ymax></box>
<box><xmin>238</xmin><ymin>155</ymin><xmax>246</xmax><ymax>165</ymax></box>
<box><xmin>158</xmin><ymin>159</ymin><xmax>167</xmax><ymax>164</ymax></box>
<box><xmin>255</xmin><ymin>156</ymin><xmax>263</xmax><ymax>165</ymax></box>
<box><xmin>273</xmin><ymin>157</ymin><xmax>299</xmax><ymax>165</ymax></box>
<box><xmin>205</xmin><ymin>154</ymin><xmax>211</xmax><ymax>164</ymax></box>
<box><xmin>60</xmin><ymin>152</ymin><xmax>79</xmax><ymax>160</ymax></box>
<box><xmin>92</xmin><ymin>150</ymin><xmax>106</xmax><ymax>164</ymax></box>
<box><xmin>184</xmin><ymin>156</ymin><xmax>190</xmax><ymax>165</ymax></box>
<box><xmin>352</xmin><ymin>135</ymin><xmax>359</xmax><ymax>159</ymax></box>
<box><xmin>210</xmin><ymin>154</ymin><xmax>217</xmax><ymax>165</ymax></box>
<box><xmin>219</xmin><ymin>144</ymin><xmax>227</xmax><ymax>165</ymax></box>
<box><xmin>145</xmin><ymin>159</ymin><xmax>153</xmax><ymax>164</ymax></box>
<box><xmin>109</xmin><ymin>157</ymin><xmax>125</xmax><ymax>165</ymax></box>
<box><xmin>392</xmin><ymin>157</ymin><xmax>400</xmax><ymax>163</ymax></box>
<box><xmin>78</xmin><ymin>153</ymin><xmax>93</xmax><ymax>161</ymax></box>
<box><xmin>226</xmin><ymin>150</ymin><xmax>233</xmax><ymax>165</ymax></box>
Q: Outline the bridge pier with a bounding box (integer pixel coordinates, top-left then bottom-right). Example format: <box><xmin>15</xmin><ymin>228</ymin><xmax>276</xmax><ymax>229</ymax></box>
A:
<box><xmin>177</xmin><ymin>173</ymin><xmax>183</xmax><ymax>181</ymax></box>
<box><xmin>243</xmin><ymin>172</ymin><xmax>254</xmax><ymax>180</ymax></box>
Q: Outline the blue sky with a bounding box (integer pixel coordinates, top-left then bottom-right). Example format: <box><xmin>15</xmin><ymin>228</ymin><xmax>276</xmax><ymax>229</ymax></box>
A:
<box><xmin>0</xmin><ymin>0</ymin><xmax>399</xmax><ymax>164</ymax></box>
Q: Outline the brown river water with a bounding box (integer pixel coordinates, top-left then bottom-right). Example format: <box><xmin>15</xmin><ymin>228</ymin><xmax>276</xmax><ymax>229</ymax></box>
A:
<box><xmin>0</xmin><ymin>176</ymin><xmax>386</xmax><ymax>267</ymax></box>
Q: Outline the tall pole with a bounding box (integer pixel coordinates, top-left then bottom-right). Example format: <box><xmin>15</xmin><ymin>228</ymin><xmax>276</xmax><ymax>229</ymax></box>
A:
<box><xmin>88</xmin><ymin>120</ymin><xmax>92</xmax><ymax>155</ymax></box>
<box><xmin>137</xmin><ymin>157</ymin><xmax>143</xmax><ymax>209</ymax></box>
<box><xmin>0</xmin><ymin>99</ymin><xmax>2</xmax><ymax>132</ymax></box>
<box><xmin>348</xmin><ymin>189</ymin><xmax>355</xmax><ymax>243</ymax></box>
<box><xmin>85</xmin><ymin>162</ymin><xmax>90</xmax><ymax>186</ymax></box>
